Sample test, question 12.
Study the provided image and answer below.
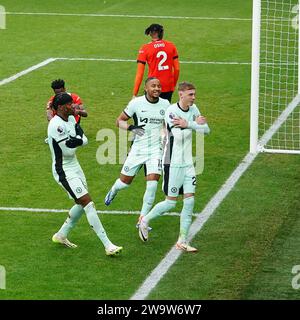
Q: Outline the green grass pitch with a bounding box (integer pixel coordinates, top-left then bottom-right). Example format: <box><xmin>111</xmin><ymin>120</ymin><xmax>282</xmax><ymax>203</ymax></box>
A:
<box><xmin>0</xmin><ymin>0</ymin><xmax>299</xmax><ymax>300</ymax></box>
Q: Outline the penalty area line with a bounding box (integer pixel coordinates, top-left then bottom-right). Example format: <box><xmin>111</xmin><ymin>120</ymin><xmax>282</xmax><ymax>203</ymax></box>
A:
<box><xmin>130</xmin><ymin>151</ymin><xmax>258</xmax><ymax>300</ymax></box>
<box><xmin>131</xmin><ymin>98</ymin><xmax>295</xmax><ymax>299</ymax></box>
<box><xmin>0</xmin><ymin>58</ymin><xmax>57</xmax><ymax>86</ymax></box>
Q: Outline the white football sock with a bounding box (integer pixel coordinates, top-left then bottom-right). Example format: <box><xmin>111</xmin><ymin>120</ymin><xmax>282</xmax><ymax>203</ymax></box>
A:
<box><xmin>140</xmin><ymin>180</ymin><xmax>158</xmax><ymax>216</ymax></box>
<box><xmin>58</xmin><ymin>204</ymin><xmax>84</xmax><ymax>237</ymax></box>
<box><xmin>143</xmin><ymin>199</ymin><xmax>177</xmax><ymax>224</ymax></box>
<box><xmin>111</xmin><ymin>178</ymin><xmax>129</xmax><ymax>195</ymax></box>
<box><xmin>178</xmin><ymin>197</ymin><xmax>194</xmax><ymax>243</ymax></box>
<box><xmin>84</xmin><ymin>201</ymin><xmax>113</xmax><ymax>248</ymax></box>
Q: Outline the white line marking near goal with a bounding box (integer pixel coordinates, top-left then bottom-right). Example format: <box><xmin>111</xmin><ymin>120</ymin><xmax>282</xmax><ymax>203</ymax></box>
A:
<box><xmin>6</xmin><ymin>12</ymin><xmax>251</xmax><ymax>21</ymax></box>
<box><xmin>131</xmin><ymin>88</ymin><xmax>299</xmax><ymax>299</ymax></box>
<box><xmin>259</xmin><ymin>95</ymin><xmax>300</xmax><ymax>153</ymax></box>
<box><xmin>0</xmin><ymin>206</ymin><xmax>197</xmax><ymax>217</ymax></box>
<box><xmin>57</xmin><ymin>57</ymin><xmax>251</xmax><ymax>65</ymax></box>
<box><xmin>0</xmin><ymin>58</ymin><xmax>57</xmax><ymax>86</ymax></box>
<box><xmin>130</xmin><ymin>151</ymin><xmax>258</xmax><ymax>300</ymax></box>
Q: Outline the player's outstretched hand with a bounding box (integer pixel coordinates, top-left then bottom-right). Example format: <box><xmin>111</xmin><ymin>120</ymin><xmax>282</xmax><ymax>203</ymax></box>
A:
<box><xmin>128</xmin><ymin>124</ymin><xmax>145</xmax><ymax>136</ymax></box>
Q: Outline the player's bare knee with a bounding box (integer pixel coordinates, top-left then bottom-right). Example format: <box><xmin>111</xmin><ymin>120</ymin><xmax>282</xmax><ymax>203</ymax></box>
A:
<box><xmin>146</xmin><ymin>173</ymin><xmax>160</xmax><ymax>181</ymax></box>
<box><xmin>183</xmin><ymin>193</ymin><xmax>195</xmax><ymax>199</ymax></box>
<box><xmin>76</xmin><ymin>194</ymin><xmax>92</xmax><ymax>207</ymax></box>
<box><xmin>120</xmin><ymin>174</ymin><xmax>134</xmax><ymax>185</ymax></box>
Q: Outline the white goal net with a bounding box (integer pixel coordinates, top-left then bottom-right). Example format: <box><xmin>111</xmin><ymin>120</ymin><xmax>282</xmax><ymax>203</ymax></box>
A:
<box><xmin>251</xmin><ymin>0</ymin><xmax>300</xmax><ymax>154</ymax></box>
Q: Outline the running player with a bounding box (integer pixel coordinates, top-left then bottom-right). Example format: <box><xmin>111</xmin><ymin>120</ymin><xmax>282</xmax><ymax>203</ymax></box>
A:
<box><xmin>104</xmin><ymin>77</ymin><xmax>170</xmax><ymax>227</ymax></box>
<box><xmin>48</xmin><ymin>92</ymin><xmax>122</xmax><ymax>256</ymax></box>
<box><xmin>138</xmin><ymin>82</ymin><xmax>210</xmax><ymax>252</ymax></box>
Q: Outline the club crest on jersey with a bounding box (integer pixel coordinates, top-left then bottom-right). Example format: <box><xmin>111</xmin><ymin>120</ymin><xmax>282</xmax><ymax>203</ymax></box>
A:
<box><xmin>57</xmin><ymin>126</ymin><xmax>64</xmax><ymax>134</ymax></box>
<box><xmin>169</xmin><ymin>112</ymin><xmax>175</xmax><ymax>120</ymax></box>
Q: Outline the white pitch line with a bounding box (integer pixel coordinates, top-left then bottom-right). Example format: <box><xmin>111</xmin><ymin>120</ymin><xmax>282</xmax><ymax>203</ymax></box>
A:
<box><xmin>0</xmin><ymin>56</ymin><xmax>249</xmax><ymax>300</ymax></box>
<box><xmin>130</xmin><ymin>151</ymin><xmax>258</xmax><ymax>300</ymax></box>
<box><xmin>131</xmin><ymin>91</ymin><xmax>298</xmax><ymax>299</ymax></box>
<box><xmin>258</xmin><ymin>95</ymin><xmax>300</xmax><ymax>150</ymax></box>
<box><xmin>0</xmin><ymin>207</ymin><xmax>69</xmax><ymax>213</ymax></box>
<box><xmin>57</xmin><ymin>57</ymin><xmax>135</xmax><ymax>63</ymax></box>
<box><xmin>0</xmin><ymin>206</ymin><xmax>198</xmax><ymax>217</ymax></box>
<box><xmin>0</xmin><ymin>58</ymin><xmax>57</xmax><ymax>86</ymax></box>
<box><xmin>0</xmin><ymin>57</ymin><xmax>250</xmax><ymax>88</ymax></box>
<box><xmin>57</xmin><ymin>57</ymin><xmax>250</xmax><ymax>65</ymax></box>
<box><xmin>6</xmin><ymin>12</ymin><xmax>251</xmax><ymax>21</ymax></box>
<box><xmin>181</xmin><ymin>61</ymin><xmax>250</xmax><ymax>65</ymax></box>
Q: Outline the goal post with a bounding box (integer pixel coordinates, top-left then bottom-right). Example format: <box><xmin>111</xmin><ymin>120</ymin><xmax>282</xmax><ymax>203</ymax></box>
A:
<box><xmin>250</xmin><ymin>0</ymin><xmax>300</xmax><ymax>154</ymax></box>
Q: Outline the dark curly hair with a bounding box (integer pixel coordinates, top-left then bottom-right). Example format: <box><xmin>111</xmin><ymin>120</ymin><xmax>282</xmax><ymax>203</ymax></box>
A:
<box><xmin>51</xmin><ymin>79</ymin><xmax>65</xmax><ymax>90</ymax></box>
<box><xmin>145</xmin><ymin>24</ymin><xmax>164</xmax><ymax>40</ymax></box>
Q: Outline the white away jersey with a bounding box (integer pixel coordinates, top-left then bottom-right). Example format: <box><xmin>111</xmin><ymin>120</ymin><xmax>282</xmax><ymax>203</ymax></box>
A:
<box><xmin>47</xmin><ymin>115</ymin><xmax>84</xmax><ymax>181</ymax></box>
<box><xmin>123</xmin><ymin>95</ymin><xmax>170</xmax><ymax>155</ymax></box>
<box><xmin>164</xmin><ymin>103</ymin><xmax>202</xmax><ymax>167</ymax></box>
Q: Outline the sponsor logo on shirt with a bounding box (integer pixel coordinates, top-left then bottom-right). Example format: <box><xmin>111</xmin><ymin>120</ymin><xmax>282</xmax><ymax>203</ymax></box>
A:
<box><xmin>149</xmin><ymin>118</ymin><xmax>164</xmax><ymax>124</ymax></box>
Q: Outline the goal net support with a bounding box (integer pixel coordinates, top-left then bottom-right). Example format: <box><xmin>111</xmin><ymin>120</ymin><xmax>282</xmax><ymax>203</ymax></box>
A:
<box><xmin>250</xmin><ymin>0</ymin><xmax>300</xmax><ymax>154</ymax></box>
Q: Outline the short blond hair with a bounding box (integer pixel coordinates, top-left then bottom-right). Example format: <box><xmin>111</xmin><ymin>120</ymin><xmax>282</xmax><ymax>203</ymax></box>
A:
<box><xmin>178</xmin><ymin>82</ymin><xmax>196</xmax><ymax>92</ymax></box>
